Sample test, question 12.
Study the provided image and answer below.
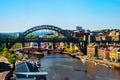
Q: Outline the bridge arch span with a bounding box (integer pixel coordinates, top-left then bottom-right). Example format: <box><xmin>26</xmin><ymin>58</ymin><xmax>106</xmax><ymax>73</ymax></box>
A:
<box><xmin>21</xmin><ymin>25</ymin><xmax>72</xmax><ymax>38</ymax></box>
<box><xmin>8</xmin><ymin>25</ymin><xmax>72</xmax><ymax>49</ymax></box>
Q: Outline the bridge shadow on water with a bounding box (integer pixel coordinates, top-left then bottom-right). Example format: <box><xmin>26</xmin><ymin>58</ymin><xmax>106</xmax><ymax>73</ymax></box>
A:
<box><xmin>43</xmin><ymin>56</ymin><xmax>71</xmax><ymax>59</ymax></box>
<box><xmin>74</xmin><ymin>68</ymin><xmax>88</xmax><ymax>73</ymax></box>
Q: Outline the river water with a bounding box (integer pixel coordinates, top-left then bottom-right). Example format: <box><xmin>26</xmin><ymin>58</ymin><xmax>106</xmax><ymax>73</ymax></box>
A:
<box><xmin>25</xmin><ymin>53</ymin><xmax>120</xmax><ymax>80</ymax></box>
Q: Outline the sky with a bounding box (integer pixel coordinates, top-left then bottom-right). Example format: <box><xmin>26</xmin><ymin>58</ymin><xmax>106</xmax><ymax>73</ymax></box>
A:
<box><xmin>0</xmin><ymin>0</ymin><xmax>120</xmax><ymax>32</ymax></box>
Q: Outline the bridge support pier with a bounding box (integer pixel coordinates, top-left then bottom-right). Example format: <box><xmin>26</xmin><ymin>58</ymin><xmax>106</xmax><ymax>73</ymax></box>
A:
<box><xmin>0</xmin><ymin>42</ymin><xmax>2</xmax><ymax>49</ymax></box>
<box><xmin>63</xmin><ymin>43</ymin><xmax>67</xmax><ymax>48</ymax></box>
<box><xmin>22</xmin><ymin>42</ymin><xmax>25</xmax><ymax>48</ymax></box>
<box><xmin>53</xmin><ymin>42</ymin><xmax>56</xmax><ymax>49</ymax></box>
<box><xmin>78</xmin><ymin>41</ymin><xmax>87</xmax><ymax>55</ymax></box>
<box><xmin>119</xmin><ymin>34</ymin><xmax>120</xmax><ymax>42</ymax></box>
<box><xmin>83</xmin><ymin>41</ymin><xmax>87</xmax><ymax>55</ymax></box>
<box><xmin>2</xmin><ymin>43</ymin><xmax>6</xmax><ymax>48</ymax></box>
<box><xmin>67</xmin><ymin>42</ymin><xmax>70</xmax><ymax>48</ymax></box>
<box><xmin>5</xmin><ymin>42</ymin><xmax>8</xmax><ymax>48</ymax></box>
<box><xmin>94</xmin><ymin>45</ymin><xmax>98</xmax><ymax>57</ymax></box>
<box><xmin>38</xmin><ymin>42</ymin><xmax>41</xmax><ymax>48</ymax></box>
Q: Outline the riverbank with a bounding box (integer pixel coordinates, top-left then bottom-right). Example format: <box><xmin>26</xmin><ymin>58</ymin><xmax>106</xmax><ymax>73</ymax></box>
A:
<box><xmin>63</xmin><ymin>52</ymin><xmax>120</xmax><ymax>70</ymax></box>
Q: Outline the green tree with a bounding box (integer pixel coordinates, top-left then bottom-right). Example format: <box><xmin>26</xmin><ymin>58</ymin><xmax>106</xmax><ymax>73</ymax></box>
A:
<box><xmin>16</xmin><ymin>56</ymin><xmax>23</xmax><ymax>60</ymax></box>
<box><xmin>7</xmin><ymin>53</ymin><xmax>17</xmax><ymax>64</ymax></box>
<box><xmin>0</xmin><ymin>48</ymin><xmax>17</xmax><ymax>64</ymax></box>
<box><xmin>27</xmin><ymin>34</ymin><xmax>35</xmax><ymax>38</ymax></box>
<box><xmin>0</xmin><ymin>48</ymin><xmax>2</xmax><ymax>52</ymax></box>
<box><xmin>1</xmin><ymin>48</ymin><xmax>8</xmax><ymax>57</ymax></box>
<box><xmin>8</xmin><ymin>35</ymin><xmax>17</xmax><ymax>38</ymax></box>
<box><xmin>46</xmin><ymin>35</ymin><xmax>58</xmax><ymax>38</ymax></box>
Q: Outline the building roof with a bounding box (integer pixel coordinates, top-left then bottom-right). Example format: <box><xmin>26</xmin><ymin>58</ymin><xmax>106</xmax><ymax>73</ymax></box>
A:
<box><xmin>111</xmin><ymin>48</ymin><xmax>120</xmax><ymax>52</ymax></box>
<box><xmin>15</xmin><ymin>61</ymin><xmax>39</xmax><ymax>72</ymax></box>
<box><xmin>15</xmin><ymin>61</ymin><xmax>41</xmax><ymax>79</ymax></box>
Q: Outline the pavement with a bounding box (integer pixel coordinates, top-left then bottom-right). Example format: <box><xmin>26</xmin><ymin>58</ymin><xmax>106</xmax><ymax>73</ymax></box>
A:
<box><xmin>0</xmin><ymin>57</ymin><xmax>11</xmax><ymax>80</ymax></box>
<box><xmin>0</xmin><ymin>71</ymin><xmax>9</xmax><ymax>80</ymax></box>
<box><xmin>76</xmin><ymin>55</ymin><xmax>120</xmax><ymax>69</ymax></box>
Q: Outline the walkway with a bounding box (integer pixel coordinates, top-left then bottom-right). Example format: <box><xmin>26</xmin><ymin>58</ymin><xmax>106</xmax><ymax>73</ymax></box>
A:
<box><xmin>0</xmin><ymin>57</ymin><xmax>11</xmax><ymax>80</ymax></box>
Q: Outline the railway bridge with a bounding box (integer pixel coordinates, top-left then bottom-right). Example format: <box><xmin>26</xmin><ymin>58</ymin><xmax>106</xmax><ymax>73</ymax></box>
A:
<box><xmin>0</xmin><ymin>25</ymin><xmax>87</xmax><ymax>55</ymax></box>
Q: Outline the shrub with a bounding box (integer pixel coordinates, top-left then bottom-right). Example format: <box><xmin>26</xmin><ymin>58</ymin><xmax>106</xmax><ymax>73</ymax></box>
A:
<box><xmin>17</xmin><ymin>56</ymin><xmax>23</xmax><ymax>60</ymax></box>
<box><xmin>8</xmin><ymin>58</ymin><xmax>16</xmax><ymax>64</ymax></box>
<box><xmin>0</xmin><ymin>48</ymin><xmax>17</xmax><ymax>64</ymax></box>
<box><xmin>7</xmin><ymin>53</ymin><xmax>17</xmax><ymax>64</ymax></box>
<box><xmin>65</xmin><ymin>48</ymin><xmax>75</xmax><ymax>53</ymax></box>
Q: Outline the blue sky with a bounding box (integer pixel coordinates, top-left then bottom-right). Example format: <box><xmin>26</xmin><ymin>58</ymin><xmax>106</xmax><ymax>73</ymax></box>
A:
<box><xmin>0</xmin><ymin>0</ymin><xmax>120</xmax><ymax>32</ymax></box>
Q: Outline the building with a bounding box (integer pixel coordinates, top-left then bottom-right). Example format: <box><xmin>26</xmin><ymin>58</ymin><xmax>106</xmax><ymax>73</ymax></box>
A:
<box><xmin>95</xmin><ymin>36</ymin><xmax>102</xmax><ymax>41</ymax></box>
<box><xmin>12</xmin><ymin>59</ymin><xmax>48</xmax><ymax>80</ymax></box>
<box><xmin>116</xmin><ymin>49</ymin><xmax>120</xmax><ymax>61</ymax></box>
<box><xmin>88</xmin><ymin>35</ymin><xmax>96</xmax><ymax>43</ymax></box>
<box><xmin>109</xmin><ymin>51</ymin><xmax>117</xmax><ymax>61</ymax></box>
<box><xmin>104</xmin><ymin>49</ymin><xmax>110</xmax><ymax>59</ymax></box>
<box><xmin>109</xmin><ymin>48</ymin><xmax>120</xmax><ymax>62</ymax></box>
<box><xmin>76</xmin><ymin>26</ymin><xmax>82</xmax><ymax>31</ymax></box>
<box><xmin>87</xmin><ymin>44</ymin><xmax>95</xmax><ymax>57</ymax></box>
<box><xmin>105</xmin><ymin>36</ymin><xmax>112</xmax><ymax>41</ymax></box>
<box><xmin>73</xmin><ymin>31</ymin><xmax>85</xmax><ymax>38</ymax></box>
<box><xmin>88</xmin><ymin>32</ymin><xmax>100</xmax><ymax>43</ymax></box>
<box><xmin>30</xmin><ymin>42</ymin><xmax>38</xmax><ymax>47</ymax></box>
<box><xmin>109</xmin><ymin>31</ymin><xmax>120</xmax><ymax>41</ymax></box>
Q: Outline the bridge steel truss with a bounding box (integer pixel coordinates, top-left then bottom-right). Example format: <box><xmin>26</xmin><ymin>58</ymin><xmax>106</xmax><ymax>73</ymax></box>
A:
<box><xmin>0</xmin><ymin>25</ymin><xmax>87</xmax><ymax>55</ymax></box>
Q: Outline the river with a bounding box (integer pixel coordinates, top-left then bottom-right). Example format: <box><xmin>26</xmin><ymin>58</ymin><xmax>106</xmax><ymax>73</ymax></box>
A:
<box><xmin>24</xmin><ymin>53</ymin><xmax>120</xmax><ymax>80</ymax></box>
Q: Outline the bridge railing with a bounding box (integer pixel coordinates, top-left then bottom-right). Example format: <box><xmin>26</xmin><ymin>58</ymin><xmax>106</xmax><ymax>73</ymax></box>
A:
<box><xmin>0</xmin><ymin>37</ymin><xmax>85</xmax><ymax>43</ymax></box>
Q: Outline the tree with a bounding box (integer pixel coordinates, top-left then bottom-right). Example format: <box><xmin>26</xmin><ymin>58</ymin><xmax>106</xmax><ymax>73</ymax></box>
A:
<box><xmin>8</xmin><ymin>35</ymin><xmax>17</xmax><ymax>38</ymax></box>
<box><xmin>0</xmin><ymin>48</ymin><xmax>17</xmax><ymax>64</ymax></box>
<box><xmin>1</xmin><ymin>48</ymin><xmax>8</xmax><ymax>57</ymax></box>
<box><xmin>26</xmin><ymin>34</ymin><xmax>35</xmax><ymax>38</ymax></box>
<box><xmin>0</xmin><ymin>48</ymin><xmax>2</xmax><ymax>52</ymax></box>
<box><xmin>46</xmin><ymin>35</ymin><xmax>58</xmax><ymax>38</ymax></box>
<box><xmin>7</xmin><ymin>53</ymin><xmax>16</xmax><ymax>64</ymax></box>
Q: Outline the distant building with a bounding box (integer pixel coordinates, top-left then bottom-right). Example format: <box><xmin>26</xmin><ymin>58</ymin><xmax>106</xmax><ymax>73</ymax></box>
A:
<box><xmin>76</xmin><ymin>26</ymin><xmax>82</xmax><ymax>31</ymax></box>
<box><xmin>117</xmin><ymin>49</ymin><xmax>120</xmax><ymax>60</ymax></box>
<box><xmin>85</xmin><ymin>29</ymin><xmax>91</xmax><ymax>33</ymax></box>
<box><xmin>110</xmin><ymin>51</ymin><xmax>117</xmax><ymax>61</ymax></box>
<box><xmin>73</xmin><ymin>31</ymin><xmax>85</xmax><ymax>38</ymax></box>
<box><xmin>104</xmin><ymin>49</ymin><xmax>110</xmax><ymax>59</ymax></box>
<box><xmin>109</xmin><ymin>31</ymin><xmax>120</xmax><ymax>41</ymax></box>
<box><xmin>87</xmin><ymin>44</ymin><xmax>95</xmax><ymax>57</ymax></box>
<box><xmin>74</xmin><ymin>26</ymin><xmax>90</xmax><ymax>39</ymax></box>
<box><xmin>30</xmin><ymin>42</ymin><xmax>38</xmax><ymax>47</ymax></box>
<box><xmin>109</xmin><ymin>48</ymin><xmax>120</xmax><ymax>62</ymax></box>
<box><xmin>95</xmin><ymin>36</ymin><xmax>102</xmax><ymax>41</ymax></box>
<box><xmin>105</xmin><ymin>36</ymin><xmax>112</xmax><ymax>41</ymax></box>
<box><xmin>88</xmin><ymin>35</ymin><xmax>96</xmax><ymax>43</ymax></box>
